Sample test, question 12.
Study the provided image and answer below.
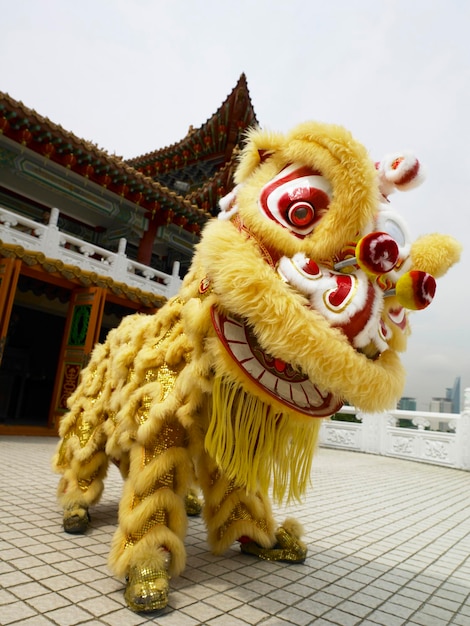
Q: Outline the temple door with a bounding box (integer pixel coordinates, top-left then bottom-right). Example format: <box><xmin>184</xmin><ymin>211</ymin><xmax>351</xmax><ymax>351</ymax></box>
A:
<box><xmin>49</xmin><ymin>286</ymin><xmax>106</xmax><ymax>429</ymax></box>
<box><xmin>0</xmin><ymin>258</ymin><xmax>21</xmax><ymax>366</ymax></box>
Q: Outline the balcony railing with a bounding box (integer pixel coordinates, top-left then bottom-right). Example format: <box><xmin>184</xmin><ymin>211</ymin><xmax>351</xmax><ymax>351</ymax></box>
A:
<box><xmin>320</xmin><ymin>387</ymin><xmax>470</xmax><ymax>471</ymax></box>
<box><xmin>0</xmin><ymin>206</ymin><xmax>182</xmax><ymax>299</ymax></box>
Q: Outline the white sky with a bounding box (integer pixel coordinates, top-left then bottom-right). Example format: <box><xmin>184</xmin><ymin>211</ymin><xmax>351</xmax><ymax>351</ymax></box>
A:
<box><xmin>2</xmin><ymin>0</ymin><xmax>469</xmax><ymax>410</ymax></box>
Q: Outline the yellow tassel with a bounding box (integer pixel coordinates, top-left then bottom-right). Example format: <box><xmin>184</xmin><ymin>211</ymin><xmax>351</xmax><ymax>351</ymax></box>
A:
<box><xmin>205</xmin><ymin>377</ymin><xmax>322</xmax><ymax>503</ymax></box>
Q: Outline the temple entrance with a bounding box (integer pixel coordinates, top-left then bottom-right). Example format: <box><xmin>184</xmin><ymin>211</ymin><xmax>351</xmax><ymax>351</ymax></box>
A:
<box><xmin>0</xmin><ymin>265</ymin><xmax>155</xmax><ymax>434</ymax></box>
<box><xmin>0</xmin><ymin>303</ymin><xmax>65</xmax><ymax>426</ymax></box>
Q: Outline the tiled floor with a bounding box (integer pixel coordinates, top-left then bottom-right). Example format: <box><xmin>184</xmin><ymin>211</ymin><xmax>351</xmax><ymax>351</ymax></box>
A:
<box><xmin>1</xmin><ymin>437</ymin><xmax>469</xmax><ymax>626</ymax></box>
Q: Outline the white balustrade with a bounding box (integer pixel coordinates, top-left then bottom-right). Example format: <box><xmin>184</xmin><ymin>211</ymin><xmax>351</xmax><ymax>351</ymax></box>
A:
<box><xmin>0</xmin><ymin>205</ymin><xmax>182</xmax><ymax>299</ymax></box>
<box><xmin>320</xmin><ymin>391</ymin><xmax>470</xmax><ymax>471</ymax></box>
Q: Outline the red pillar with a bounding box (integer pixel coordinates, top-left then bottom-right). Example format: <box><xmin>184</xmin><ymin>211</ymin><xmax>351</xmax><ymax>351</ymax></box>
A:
<box><xmin>137</xmin><ymin>213</ymin><xmax>160</xmax><ymax>265</ymax></box>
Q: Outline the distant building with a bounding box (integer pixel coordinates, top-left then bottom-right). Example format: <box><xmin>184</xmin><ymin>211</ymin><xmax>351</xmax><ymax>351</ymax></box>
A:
<box><xmin>398</xmin><ymin>397</ymin><xmax>417</xmax><ymax>410</ymax></box>
<box><xmin>447</xmin><ymin>376</ymin><xmax>461</xmax><ymax>413</ymax></box>
<box><xmin>430</xmin><ymin>377</ymin><xmax>461</xmax><ymax>414</ymax></box>
<box><xmin>430</xmin><ymin>397</ymin><xmax>453</xmax><ymax>413</ymax></box>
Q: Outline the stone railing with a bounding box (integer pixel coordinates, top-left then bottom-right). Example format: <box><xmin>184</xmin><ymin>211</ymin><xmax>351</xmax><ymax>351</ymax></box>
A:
<box><xmin>320</xmin><ymin>387</ymin><xmax>470</xmax><ymax>470</ymax></box>
<box><xmin>0</xmin><ymin>206</ymin><xmax>182</xmax><ymax>299</ymax></box>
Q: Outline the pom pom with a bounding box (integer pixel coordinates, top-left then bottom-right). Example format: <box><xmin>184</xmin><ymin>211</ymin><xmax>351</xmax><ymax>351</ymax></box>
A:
<box><xmin>376</xmin><ymin>152</ymin><xmax>425</xmax><ymax>197</ymax></box>
<box><xmin>395</xmin><ymin>271</ymin><xmax>436</xmax><ymax>310</ymax></box>
<box><xmin>281</xmin><ymin>517</ymin><xmax>305</xmax><ymax>540</ymax></box>
<box><xmin>334</xmin><ymin>232</ymin><xmax>399</xmax><ymax>275</ymax></box>
<box><xmin>356</xmin><ymin>232</ymin><xmax>399</xmax><ymax>275</ymax></box>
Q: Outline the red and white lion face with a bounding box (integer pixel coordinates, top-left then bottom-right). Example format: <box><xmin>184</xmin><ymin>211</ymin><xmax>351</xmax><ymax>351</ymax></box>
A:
<box><xmin>218</xmin><ymin>148</ymin><xmax>438</xmax><ymax>363</ymax></box>
<box><xmin>254</xmin><ymin>162</ymin><xmax>435</xmax><ymax>358</ymax></box>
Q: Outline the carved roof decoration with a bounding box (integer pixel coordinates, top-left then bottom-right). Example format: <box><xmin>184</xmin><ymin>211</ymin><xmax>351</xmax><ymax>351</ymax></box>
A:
<box><xmin>127</xmin><ymin>74</ymin><xmax>257</xmax><ymax>216</ymax></box>
<box><xmin>0</xmin><ymin>74</ymin><xmax>257</xmax><ymax>231</ymax></box>
<box><xmin>186</xmin><ymin>152</ymin><xmax>239</xmax><ymax>216</ymax></box>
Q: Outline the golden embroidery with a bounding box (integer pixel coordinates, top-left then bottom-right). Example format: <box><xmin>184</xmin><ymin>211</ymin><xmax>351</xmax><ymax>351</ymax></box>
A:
<box><xmin>156</xmin><ymin>364</ymin><xmax>177</xmax><ymax>401</ymax></box>
<box><xmin>76</xmin><ymin>414</ymin><xmax>94</xmax><ymax>447</ymax></box>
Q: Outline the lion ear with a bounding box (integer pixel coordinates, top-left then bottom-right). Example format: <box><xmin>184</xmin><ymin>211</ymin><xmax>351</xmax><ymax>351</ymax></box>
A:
<box><xmin>410</xmin><ymin>233</ymin><xmax>462</xmax><ymax>278</ymax></box>
<box><xmin>257</xmin><ymin>149</ymin><xmax>273</xmax><ymax>163</ymax></box>
<box><xmin>234</xmin><ymin>127</ymin><xmax>285</xmax><ymax>183</ymax></box>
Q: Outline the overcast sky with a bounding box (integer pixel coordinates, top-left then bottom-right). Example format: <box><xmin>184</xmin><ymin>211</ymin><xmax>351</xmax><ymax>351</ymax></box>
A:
<box><xmin>2</xmin><ymin>0</ymin><xmax>469</xmax><ymax>410</ymax></box>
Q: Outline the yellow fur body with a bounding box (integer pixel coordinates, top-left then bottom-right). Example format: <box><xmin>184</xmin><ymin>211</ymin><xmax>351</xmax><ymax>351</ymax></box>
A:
<box><xmin>53</xmin><ymin>121</ymin><xmax>460</xmax><ymax>609</ymax></box>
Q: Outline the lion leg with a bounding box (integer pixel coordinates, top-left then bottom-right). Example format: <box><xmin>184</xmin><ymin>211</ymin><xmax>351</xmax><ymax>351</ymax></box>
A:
<box><xmin>52</xmin><ymin>340</ymin><xmax>113</xmax><ymax>533</ymax></box>
<box><xmin>197</xmin><ymin>450</ymin><xmax>307</xmax><ymax>563</ymax></box>
<box><xmin>52</xmin><ymin>411</ymin><xmax>109</xmax><ymax>534</ymax></box>
<box><xmin>197</xmin><ymin>451</ymin><xmax>277</xmax><ymax>552</ymax></box>
<box><xmin>108</xmin><ymin>418</ymin><xmax>193</xmax><ymax>613</ymax></box>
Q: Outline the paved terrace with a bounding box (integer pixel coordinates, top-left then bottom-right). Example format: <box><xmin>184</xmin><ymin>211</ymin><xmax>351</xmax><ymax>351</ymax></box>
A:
<box><xmin>1</xmin><ymin>436</ymin><xmax>469</xmax><ymax>626</ymax></box>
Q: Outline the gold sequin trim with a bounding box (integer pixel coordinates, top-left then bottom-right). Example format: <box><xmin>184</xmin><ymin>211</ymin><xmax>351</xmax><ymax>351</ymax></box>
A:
<box><xmin>56</xmin><ymin>435</ymin><xmax>71</xmax><ymax>467</ymax></box>
<box><xmin>124</xmin><ymin>510</ymin><xmax>169</xmax><ymax>548</ymax></box>
<box><xmin>145</xmin><ymin>368</ymin><xmax>158</xmax><ymax>382</ymax></box>
<box><xmin>136</xmin><ymin>363</ymin><xmax>178</xmax><ymax>425</ymax></box>
<box><xmin>217</xmin><ymin>502</ymin><xmax>269</xmax><ymax>540</ymax></box>
<box><xmin>78</xmin><ymin>469</ymin><xmax>98</xmax><ymax>492</ymax></box>
<box><xmin>143</xmin><ymin>422</ymin><xmax>186</xmax><ymax>465</ymax></box>
<box><xmin>131</xmin><ymin>470</ymin><xmax>175</xmax><ymax>508</ymax></box>
<box><xmin>76</xmin><ymin>413</ymin><xmax>94</xmax><ymax>447</ymax></box>
<box><xmin>240</xmin><ymin>526</ymin><xmax>307</xmax><ymax>562</ymax></box>
<box><xmin>124</xmin><ymin>566</ymin><xmax>170</xmax><ymax>611</ymax></box>
<box><xmin>156</xmin><ymin>363</ymin><xmax>178</xmax><ymax>401</ymax></box>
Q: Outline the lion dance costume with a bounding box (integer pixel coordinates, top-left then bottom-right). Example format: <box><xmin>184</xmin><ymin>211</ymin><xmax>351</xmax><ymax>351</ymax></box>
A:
<box><xmin>53</xmin><ymin>122</ymin><xmax>461</xmax><ymax>612</ymax></box>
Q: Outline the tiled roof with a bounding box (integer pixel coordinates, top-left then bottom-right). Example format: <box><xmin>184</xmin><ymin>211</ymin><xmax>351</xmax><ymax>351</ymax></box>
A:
<box><xmin>0</xmin><ymin>74</ymin><xmax>257</xmax><ymax>232</ymax></box>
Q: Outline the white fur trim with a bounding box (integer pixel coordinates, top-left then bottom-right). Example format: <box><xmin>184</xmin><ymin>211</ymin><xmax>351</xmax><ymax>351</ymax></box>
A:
<box><xmin>218</xmin><ymin>186</ymin><xmax>240</xmax><ymax>220</ymax></box>
<box><xmin>377</xmin><ymin>152</ymin><xmax>425</xmax><ymax>195</ymax></box>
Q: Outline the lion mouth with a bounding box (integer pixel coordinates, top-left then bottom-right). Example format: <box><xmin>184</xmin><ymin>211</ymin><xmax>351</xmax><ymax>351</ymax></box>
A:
<box><xmin>211</xmin><ymin>306</ymin><xmax>342</xmax><ymax>418</ymax></box>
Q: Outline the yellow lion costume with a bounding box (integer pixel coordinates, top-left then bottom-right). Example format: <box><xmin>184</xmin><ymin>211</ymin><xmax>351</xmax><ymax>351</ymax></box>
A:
<box><xmin>53</xmin><ymin>121</ymin><xmax>461</xmax><ymax>612</ymax></box>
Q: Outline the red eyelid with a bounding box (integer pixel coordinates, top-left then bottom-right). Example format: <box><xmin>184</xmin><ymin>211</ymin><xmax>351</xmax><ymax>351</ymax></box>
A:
<box><xmin>291</xmin><ymin>186</ymin><xmax>329</xmax><ymax>207</ymax></box>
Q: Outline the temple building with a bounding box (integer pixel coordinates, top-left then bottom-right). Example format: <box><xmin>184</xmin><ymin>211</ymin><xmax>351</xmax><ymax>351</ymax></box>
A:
<box><xmin>0</xmin><ymin>74</ymin><xmax>257</xmax><ymax>435</ymax></box>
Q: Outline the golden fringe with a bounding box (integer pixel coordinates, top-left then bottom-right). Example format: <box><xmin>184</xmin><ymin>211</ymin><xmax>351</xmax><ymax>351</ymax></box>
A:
<box><xmin>205</xmin><ymin>377</ymin><xmax>321</xmax><ymax>503</ymax></box>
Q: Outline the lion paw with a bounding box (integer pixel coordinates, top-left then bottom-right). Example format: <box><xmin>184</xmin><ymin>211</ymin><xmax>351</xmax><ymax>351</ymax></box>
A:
<box><xmin>124</xmin><ymin>566</ymin><xmax>170</xmax><ymax>613</ymax></box>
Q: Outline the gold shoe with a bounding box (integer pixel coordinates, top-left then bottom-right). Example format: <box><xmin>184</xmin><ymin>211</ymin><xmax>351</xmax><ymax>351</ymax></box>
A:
<box><xmin>184</xmin><ymin>490</ymin><xmax>202</xmax><ymax>516</ymax></box>
<box><xmin>124</xmin><ymin>566</ymin><xmax>170</xmax><ymax>612</ymax></box>
<box><xmin>240</xmin><ymin>525</ymin><xmax>307</xmax><ymax>563</ymax></box>
<box><xmin>63</xmin><ymin>508</ymin><xmax>90</xmax><ymax>534</ymax></box>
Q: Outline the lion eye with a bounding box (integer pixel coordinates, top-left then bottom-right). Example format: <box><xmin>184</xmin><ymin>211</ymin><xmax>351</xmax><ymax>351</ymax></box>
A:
<box><xmin>258</xmin><ymin>163</ymin><xmax>331</xmax><ymax>238</ymax></box>
<box><xmin>287</xmin><ymin>202</ymin><xmax>315</xmax><ymax>227</ymax></box>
